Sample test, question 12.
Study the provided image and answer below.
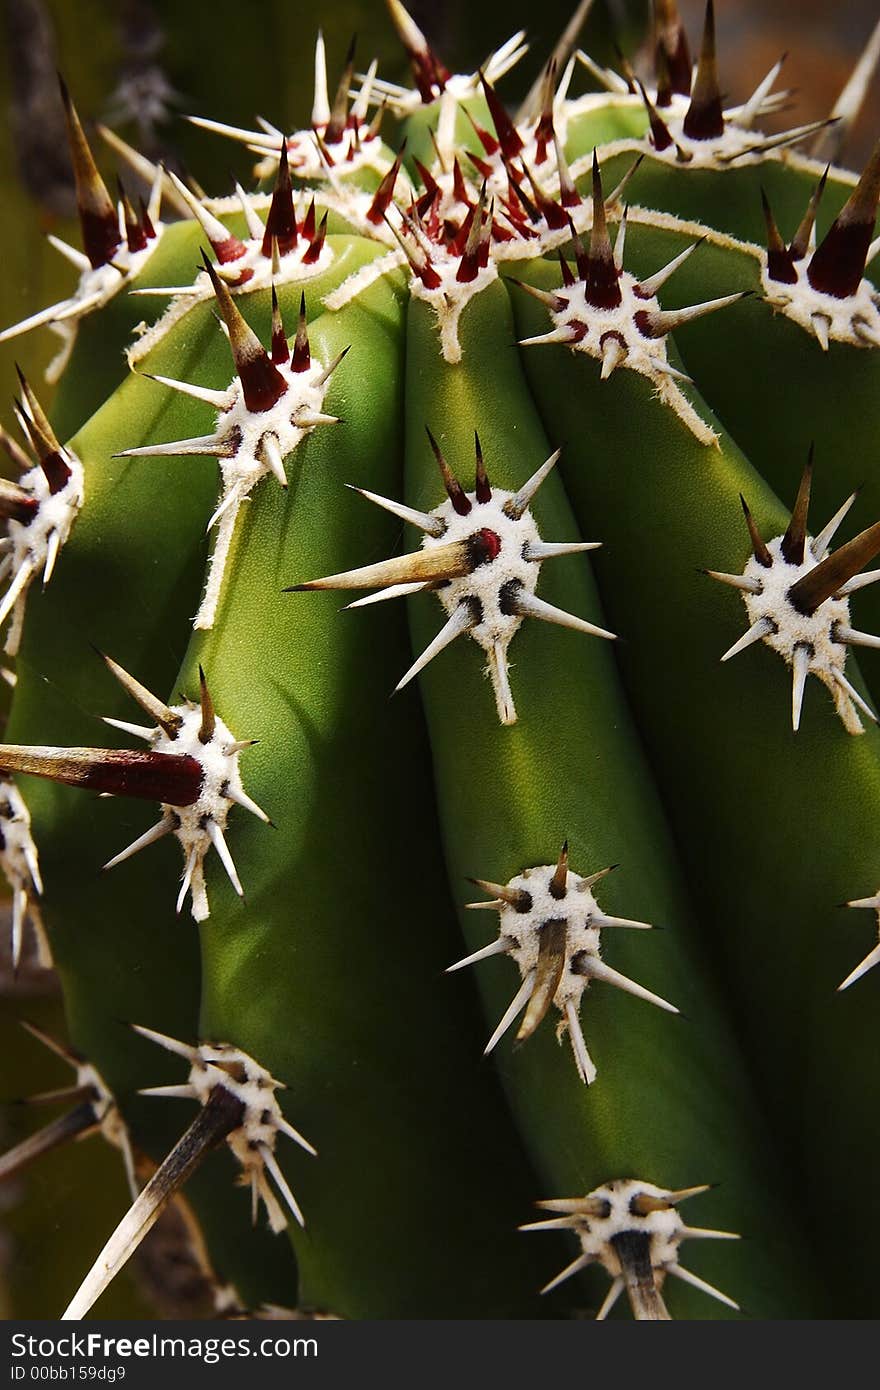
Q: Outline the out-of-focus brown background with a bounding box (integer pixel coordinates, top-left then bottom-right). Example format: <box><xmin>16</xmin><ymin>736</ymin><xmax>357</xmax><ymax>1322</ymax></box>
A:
<box><xmin>677</xmin><ymin>0</ymin><xmax>880</xmax><ymax>162</ymax></box>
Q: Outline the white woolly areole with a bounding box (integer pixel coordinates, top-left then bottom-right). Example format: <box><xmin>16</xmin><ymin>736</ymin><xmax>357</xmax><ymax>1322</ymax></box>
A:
<box><xmin>149</xmin><ymin>702</ymin><xmax>261</xmax><ymax>922</ymax></box>
<box><xmin>761</xmin><ymin>258</ymin><xmax>880</xmax><ymax>350</ymax></box>
<box><xmin>2</xmin><ymin>455</ymin><xmax>84</xmax><ymax>656</ymax></box>
<box><xmin>186</xmin><ymin>1043</ymin><xmax>314</xmax><ymax>1232</ymax></box>
<box><xmin>568</xmin><ymin>1180</ymin><xmax>687</xmax><ymax>1277</ymax></box>
<box><xmin>458</xmin><ymin>855</ymin><xmax>673</xmax><ymax>1083</ymax></box>
<box><xmin>422</xmin><ymin>487</ymin><xmax>537</xmax><ymax>721</ymax></box>
<box><xmin>525</xmin><ymin>1174</ymin><xmax>739</xmax><ymax>1315</ymax></box>
<box><xmin>409</xmin><ymin>252</ymin><xmax>499</xmax><ymax>364</ymax></box>
<box><xmin>128</xmin><ymin>231</ymin><xmax>334</xmax><ymax>366</ymax></box>
<box><xmin>739</xmin><ymin>535</ymin><xmax>860</xmax><ymax>732</ymax></box>
<box><xmin>526</xmin><ymin>272</ymin><xmax>717</xmax><ymax>445</ymax></box>
<box><xmin>0</xmin><ymin>776</ymin><xmax>49</xmax><ymax>967</ymax></box>
<box><xmin>197</xmin><ymin>355</ymin><xmax>332</xmax><ymax>630</ymax></box>
<box><xmin>426</xmin><ymin>488</ymin><xmax>539</xmax><ymax>639</ymax></box>
<box><xmin>498</xmin><ymin>863</ymin><xmax>603</xmax><ymax>1014</ymax></box>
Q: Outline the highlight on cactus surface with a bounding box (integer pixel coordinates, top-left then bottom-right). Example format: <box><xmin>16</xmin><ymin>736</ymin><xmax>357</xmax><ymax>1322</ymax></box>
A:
<box><xmin>1</xmin><ymin>0</ymin><xmax>880</xmax><ymax>1326</ymax></box>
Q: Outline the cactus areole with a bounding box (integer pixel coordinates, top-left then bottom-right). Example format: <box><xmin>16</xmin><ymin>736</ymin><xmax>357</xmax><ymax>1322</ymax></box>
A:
<box><xmin>2</xmin><ymin>0</ymin><xmax>880</xmax><ymax>1321</ymax></box>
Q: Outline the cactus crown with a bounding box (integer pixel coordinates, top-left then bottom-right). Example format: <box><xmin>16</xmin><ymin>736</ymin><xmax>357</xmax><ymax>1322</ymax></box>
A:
<box><xmin>2</xmin><ymin>0</ymin><xmax>880</xmax><ymax>1325</ymax></box>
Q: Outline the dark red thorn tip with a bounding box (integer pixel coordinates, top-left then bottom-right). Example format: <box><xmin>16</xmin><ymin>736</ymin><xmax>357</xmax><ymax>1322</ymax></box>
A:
<box><xmin>654</xmin><ymin>0</ymin><xmax>693</xmax><ymax>100</ymax></box>
<box><xmin>426</xmin><ymin>426</ymin><xmax>471</xmax><ymax>515</ymax></box>
<box><xmin>534</xmin><ymin>61</ymin><xmax>557</xmax><ymax>165</ymax></box>
<box><xmin>325</xmin><ymin>34</ymin><xmax>357</xmax><ymax>144</ymax></box>
<box><xmin>366</xmin><ymin>146</ymin><xmax>405</xmax><ymax>226</ymax></box>
<box><xmin>261</xmin><ymin>142</ymin><xmax>298</xmax><ymax>258</ymax></box>
<box><xmin>464</xmin><ymin>107</ymin><xmax>500</xmax><ymax>157</ymax></box>
<box><xmin>780</xmin><ymin>446</ymin><xmax>814</xmax><ymax>566</ymax></box>
<box><xmin>583</xmin><ymin>152</ymin><xmax>621</xmax><ymax>310</ymax></box>
<box><xmin>474</xmin><ymin>431</ymin><xmax>491</xmax><ymax>503</ymax></box>
<box><xmin>637</xmin><ymin>80</ymin><xmax>674</xmax><ymax>153</ymax></box>
<box><xmin>0</xmin><ymin>746</ymin><xmax>204</xmax><ymax>807</ymax></box>
<box><xmin>302</xmin><ymin>212</ymin><xmax>328</xmax><ymax>265</ymax></box>
<box><xmin>0</xmin><ymin>478</ymin><xmax>39</xmax><ymax>525</ymax></box>
<box><xmin>270</xmin><ymin>285</ymin><xmax>289</xmax><ymax>365</ymax></box>
<box><xmin>807</xmin><ymin>142</ymin><xmax>880</xmax><ymax>299</ymax></box>
<box><xmin>301</xmin><ymin>198</ymin><xmax>317</xmax><ymax>245</ymax></box>
<box><xmin>760</xmin><ymin>189</ymin><xmax>797</xmax><ymax>284</ymax></box>
<box><xmin>740</xmin><ymin>493</ymin><xmax>772</xmax><ymax>568</ymax></box>
<box><xmin>200</xmin><ymin>252</ymin><xmax>287</xmax><ymax>413</ymax></box>
<box><xmin>138</xmin><ymin>196</ymin><xmax>156</xmax><ymax>241</ymax></box>
<box><xmin>389</xmin><ymin>2</ymin><xmax>451</xmax><ymax>102</ymax></box>
<box><xmin>292</xmin><ymin>293</ymin><xmax>311</xmax><ymax>372</ymax></box>
<box><xmin>522</xmin><ymin>163</ymin><xmax>568</xmax><ymax>230</ymax></box>
<box><xmin>13</xmin><ymin>370</ymin><xmax>71</xmax><ymax>494</ymax></box>
<box><xmin>57</xmin><ymin>74</ymin><xmax>121</xmax><ymax>269</ymax></box>
<box><xmin>682</xmin><ymin>0</ymin><xmax>724</xmax><ymax>142</ymax></box>
<box><xmin>479</xmin><ymin>71</ymin><xmax>525</xmax><ymax>162</ymax></box>
<box><xmin>117</xmin><ymin>178</ymin><xmax>148</xmax><ymax>254</ymax></box>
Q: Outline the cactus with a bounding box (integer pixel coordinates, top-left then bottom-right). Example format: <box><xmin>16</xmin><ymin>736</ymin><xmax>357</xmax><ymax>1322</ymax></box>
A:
<box><xmin>1</xmin><ymin>0</ymin><xmax>880</xmax><ymax>1321</ymax></box>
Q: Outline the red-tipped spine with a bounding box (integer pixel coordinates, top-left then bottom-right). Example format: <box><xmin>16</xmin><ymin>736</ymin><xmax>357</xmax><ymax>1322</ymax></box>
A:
<box><xmin>637</xmin><ymin>81</ymin><xmax>674</xmax><ymax>153</ymax></box>
<box><xmin>0</xmin><ymin>479</ymin><xmax>39</xmax><ymax>525</ymax></box>
<box><xmin>58</xmin><ymin>75</ymin><xmax>121</xmax><ymax>269</ymax></box>
<box><xmin>367</xmin><ymin>148</ymin><xmax>405</xmax><ymax>226</ymax></box>
<box><xmin>270</xmin><ymin>286</ymin><xmax>289</xmax><ymax>365</ymax></box>
<box><xmin>654</xmin><ymin>0</ymin><xmax>693</xmax><ymax>100</ymax></box>
<box><xmin>479</xmin><ymin>72</ymin><xmax>525</xmax><ymax>163</ymax></box>
<box><xmin>533</xmin><ymin>62</ymin><xmax>557</xmax><ymax>166</ymax></box>
<box><xmin>474</xmin><ymin>432</ymin><xmax>491</xmax><ymax>503</ymax></box>
<box><xmin>426</xmin><ymin>427</ymin><xmax>471</xmax><ymax>515</ymax></box>
<box><xmin>583</xmin><ymin>153</ymin><xmax>622</xmax><ymax>309</ymax></box>
<box><xmin>201</xmin><ymin>254</ymin><xmax>287</xmax><ymax>413</ymax></box>
<box><xmin>807</xmin><ymin>141</ymin><xmax>880</xmax><ymax>298</ymax></box>
<box><xmin>388</xmin><ymin>0</ymin><xmax>450</xmax><ymax>102</ymax></box>
<box><xmin>118</xmin><ymin>179</ymin><xmax>147</xmax><ymax>254</ymax></box>
<box><xmin>261</xmin><ymin>144</ymin><xmax>298</xmax><ymax>258</ymax></box>
<box><xmin>761</xmin><ymin>189</ymin><xmax>797</xmax><ymax>284</ymax></box>
<box><xmin>301</xmin><ymin>198</ymin><xmax>317</xmax><ymax>245</ymax></box>
<box><xmin>291</xmin><ymin>293</ymin><xmax>311</xmax><ymax>372</ymax></box>
<box><xmin>682</xmin><ymin>0</ymin><xmax>724</xmax><ymax>141</ymax></box>
<box><xmin>0</xmin><ymin>746</ymin><xmax>203</xmax><ymax>806</ymax></box>
<box><xmin>324</xmin><ymin>36</ymin><xmax>356</xmax><ymax>143</ymax></box>
<box><xmin>302</xmin><ymin>211</ymin><xmax>328</xmax><ymax>266</ymax></box>
<box><xmin>14</xmin><ymin>368</ymin><xmax>72</xmax><ymax>494</ymax></box>
<box><xmin>138</xmin><ymin>196</ymin><xmax>156</xmax><ymax>241</ymax></box>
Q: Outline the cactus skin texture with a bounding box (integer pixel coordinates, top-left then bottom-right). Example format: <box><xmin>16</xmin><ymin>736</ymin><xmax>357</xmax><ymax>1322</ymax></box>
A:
<box><xmin>2</xmin><ymin>0</ymin><xmax>880</xmax><ymax>1320</ymax></box>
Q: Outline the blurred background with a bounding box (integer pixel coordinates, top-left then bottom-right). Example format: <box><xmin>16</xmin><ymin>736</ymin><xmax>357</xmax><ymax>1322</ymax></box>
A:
<box><xmin>0</xmin><ymin>0</ymin><xmax>878</xmax><ymax>1317</ymax></box>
